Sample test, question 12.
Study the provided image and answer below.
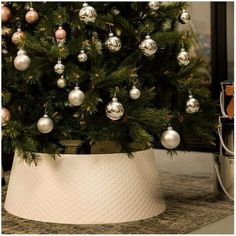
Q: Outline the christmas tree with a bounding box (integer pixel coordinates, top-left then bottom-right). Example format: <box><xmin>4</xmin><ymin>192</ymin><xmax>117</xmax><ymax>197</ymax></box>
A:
<box><xmin>2</xmin><ymin>2</ymin><xmax>216</xmax><ymax>164</ymax></box>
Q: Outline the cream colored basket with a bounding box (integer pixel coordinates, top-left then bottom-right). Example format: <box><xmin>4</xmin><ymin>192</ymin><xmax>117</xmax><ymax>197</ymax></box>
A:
<box><xmin>5</xmin><ymin>148</ymin><xmax>166</xmax><ymax>224</ymax></box>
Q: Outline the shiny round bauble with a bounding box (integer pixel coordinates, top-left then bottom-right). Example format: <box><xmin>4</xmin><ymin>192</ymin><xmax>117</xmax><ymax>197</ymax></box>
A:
<box><xmin>25</xmin><ymin>8</ymin><xmax>39</xmax><ymax>24</ymax></box>
<box><xmin>105</xmin><ymin>32</ymin><xmax>122</xmax><ymax>52</ymax></box>
<box><xmin>178</xmin><ymin>9</ymin><xmax>190</xmax><ymax>24</ymax></box>
<box><xmin>54</xmin><ymin>60</ymin><xmax>65</xmax><ymax>74</ymax></box>
<box><xmin>1</xmin><ymin>107</ymin><xmax>11</xmax><ymax>126</ymax></box>
<box><xmin>68</xmin><ymin>86</ymin><xmax>85</xmax><ymax>106</ymax></box>
<box><xmin>177</xmin><ymin>48</ymin><xmax>191</xmax><ymax>66</ymax></box>
<box><xmin>1</xmin><ymin>4</ymin><xmax>11</xmax><ymax>23</ymax></box>
<box><xmin>129</xmin><ymin>86</ymin><xmax>141</xmax><ymax>100</ymax></box>
<box><xmin>79</xmin><ymin>3</ymin><xmax>97</xmax><ymax>23</ymax></box>
<box><xmin>106</xmin><ymin>97</ymin><xmax>124</xmax><ymax>121</ymax></box>
<box><xmin>161</xmin><ymin>126</ymin><xmax>180</xmax><ymax>149</ymax></box>
<box><xmin>111</xmin><ymin>7</ymin><xmax>120</xmax><ymax>16</ymax></box>
<box><xmin>57</xmin><ymin>75</ymin><xmax>66</xmax><ymax>88</ymax></box>
<box><xmin>14</xmin><ymin>49</ymin><xmax>31</xmax><ymax>71</ymax></box>
<box><xmin>55</xmin><ymin>26</ymin><xmax>66</xmax><ymax>40</ymax></box>
<box><xmin>139</xmin><ymin>35</ymin><xmax>157</xmax><ymax>57</ymax></box>
<box><xmin>37</xmin><ymin>114</ymin><xmax>54</xmax><ymax>134</ymax></box>
<box><xmin>12</xmin><ymin>28</ymin><xmax>26</xmax><ymax>45</ymax></box>
<box><xmin>148</xmin><ymin>1</ymin><xmax>160</xmax><ymax>11</ymax></box>
<box><xmin>186</xmin><ymin>95</ymin><xmax>200</xmax><ymax>113</ymax></box>
<box><xmin>78</xmin><ymin>50</ymin><xmax>88</xmax><ymax>62</ymax></box>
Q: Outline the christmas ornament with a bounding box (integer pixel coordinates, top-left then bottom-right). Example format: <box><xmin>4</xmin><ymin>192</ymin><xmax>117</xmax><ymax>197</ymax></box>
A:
<box><xmin>14</xmin><ymin>49</ymin><xmax>31</xmax><ymax>71</ymax></box>
<box><xmin>129</xmin><ymin>86</ymin><xmax>141</xmax><ymax>100</ymax></box>
<box><xmin>139</xmin><ymin>35</ymin><xmax>157</xmax><ymax>57</ymax></box>
<box><xmin>148</xmin><ymin>1</ymin><xmax>160</xmax><ymax>11</ymax></box>
<box><xmin>12</xmin><ymin>28</ymin><xmax>26</xmax><ymax>45</ymax></box>
<box><xmin>79</xmin><ymin>2</ymin><xmax>97</xmax><ymax>23</ymax></box>
<box><xmin>37</xmin><ymin>114</ymin><xmax>54</xmax><ymax>134</ymax></box>
<box><xmin>57</xmin><ymin>75</ymin><xmax>66</xmax><ymax>88</ymax></box>
<box><xmin>161</xmin><ymin>126</ymin><xmax>180</xmax><ymax>149</ymax></box>
<box><xmin>78</xmin><ymin>50</ymin><xmax>88</xmax><ymax>62</ymax></box>
<box><xmin>2</xmin><ymin>27</ymin><xmax>12</xmax><ymax>36</ymax></box>
<box><xmin>54</xmin><ymin>60</ymin><xmax>65</xmax><ymax>74</ymax></box>
<box><xmin>186</xmin><ymin>94</ymin><xmax>200</xmax><ymax>113</ymax></box>
<box><xmin>1</xmin><ymin>4</ymin><xmax>11</xmax><ymax>23</ymax></box>
<box><xmin>55</xmin><ymin>26</ymin><xmax>66</xmax><ymax>41</ymax></box>
<box><xmin>105</xmin><ymin>32</ymin><xmax>122</xmax><ymax>52</ymax></box>
<box><xmin>1</xmin><ymin>107</ymin><xmax>11</xmax><ymax>126</ymax></box>
<box><xmin>111</xmin><ymin>7</ymin><xmax>120</xmax><ymax>15</ymax></box>
<box><xmin>106</xmin><ymin>97</ymin><xmax>124</xmax><ymax>120</ymax></box>
<box><xmin>177</xmin><ymin>48</ymin><xmax>190</xmax><ymax>66</ymax></box>
<box><xmin>25</xmin><ymin>7</ymin><xmax>39</xmax><ymax>24</ymax></box>
<box><xmin>178</xmin><ymin>9</ymin><xmax>190</xmax><ymax>24</ymax></box>
<box><xmin>68</xmin><ymin>86</ymin><xmax>85</xmax><ymax>106</ymax></box>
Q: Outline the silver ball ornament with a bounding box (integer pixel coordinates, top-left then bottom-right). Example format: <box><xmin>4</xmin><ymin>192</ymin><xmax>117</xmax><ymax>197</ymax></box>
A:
<box><xmin>57</xmin><ymin>75</ymin><xmax>66</xmax><ymax>88</ymax></box>
<box><xmin>14</xmin><ymin>49</ymin><xmax>31</xmax><ymax>71</ymax></box>
<box><xmin>78</xmin><ymin>50</ymin><xmax>88</xmax><ymax>62</ymax></box>
<box><xmin>139</xmin><ymin>35</ymin><xmax>157</xmax><ymax>57</ymax></box>
<box><xmin>54</xmin><ymin>60</ymin><xmax>65</xmax><ymax>74</ymax></box>
<box><xmin>178</xmin><ymin>9</ymin><xmax>190</xmax><ymax>24</ymax></box>
<box><xmin>106</xmin><ymin>97</ymin><xmax>124</xmax><ymax>121</ymax></box>
<box><xmin>79</xmin><ymin>3</ymin><xmax>97</xmax><ymax>23</ymax></box>
<box><xmin>129</xmin><ymin>86</ymin><xmax>141</xmax><ymax>100</ymax></box>
<box><xmin>161</xmin><ymin>126</ymin><xmax>180</xmax><ymax>149</ymax></box>
<box><xmin>68</xmin><ymin>86</ymin><xmax>85</xmax><ymax>106</ymax></box>
<box><xmin>148</xmin><ymin>1</ymin><xmax>160</xmax><ymax>11</ymax></box>
<box><xmin>37</xmin><ymin>114</ymin><xmax>54</xmax><ymax>134</ymax></box>
<box><xmin>105</xmin><ymin>33</ymin><xmax>122</xmax><ymax>52</ymax></box>
<box><xmin>1</xmin><ymin>107</ymin><xmax>11</xmax><ymax>126</ymax></box>
<box><xmin>177</xmin><ymin>48</ymin><xmax>191</xmax><ymax>66</ymax></box>
<box><xmin>186</xmin><ymin>95</ymin><xmax>200</xmax><ymax>113</ymax></box>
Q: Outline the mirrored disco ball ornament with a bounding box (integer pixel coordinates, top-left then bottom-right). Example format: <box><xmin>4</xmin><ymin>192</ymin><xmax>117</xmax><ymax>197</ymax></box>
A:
<box><xmin>161</xmin><ymin>126</ymin><xmax>180</xmax><ymax>149</ymax></box>
<box><xmin>178</xmin><ymin>9</ymin><xmax>190</xmax><ymax>24</ymax></box>
<box><xmin>14</xmin><ymin>49</ymin><xmax>31</xmax><ymax>71</ymax></box>
<box><xmin>105</xmin><ymin>32</ymin><xmax>122</xmax><ymax>52</ymax></box>
<box><xmin>177</xmin><ymin>48</ymin><xmax>190</xmax><ymax>66</ymax></box>
<box><xmin>129</xmin><ymin>86</ymin><xmax>141</xmax><ymax>100</ymax></box>
<box><xmin>139</xmin><ymin>35</ymin><xmax>157</xmax><ymax>57</ymax></box>
<box><xmin>106</xmin><ymin>97</ymin><xmax>124</xmax><ymax>120</ymax></box>
<box><xmin>54</xmin><ymin>60</ymin><xmax>65</xmax><ymax>74</ymax></box>
<box><xmin>186</xmin><ymin>94</ymin><xmax>200</xmax><ymax>113</ymax></box>
<box><xmin>37</xmin><ymin>114</ymin><xmax>54</xmax><ymax>134</ymax></box>
<box><xmin>79</xmin><ymin>3</ymin><xmax>97</xmax><ymax>23</ymax></box>
<box><xmin>68</xmin><ymin>86</ymin><xmax>85</xmax><ymax>106</ymax></box>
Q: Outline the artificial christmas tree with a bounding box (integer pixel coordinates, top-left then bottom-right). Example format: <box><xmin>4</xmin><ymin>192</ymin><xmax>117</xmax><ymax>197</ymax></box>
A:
<box><xmin>2</xmin><ymin>2</ymin><xmax>216</xmax><ymax>224</ymax></box>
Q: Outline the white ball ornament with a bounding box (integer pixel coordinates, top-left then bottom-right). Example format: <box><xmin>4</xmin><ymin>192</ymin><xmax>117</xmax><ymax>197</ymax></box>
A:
<box><xmin>139</xmin><ymin>35</ymin><xmax>157</xmax><ymax>57</ymax></box>
<box><xmin>14</xmin><ymin>49</ymin><xmax>31</xmax><ymax>71</ymax></box>
<box><xmin>78</xmin><ymin>50</ymin><xmax>88</xmax><ymax>62</ymax></box>
<box><xmin>129</xmin><ymin>86</ymin><xmax>141</xmax><ymax>100</ymax></box>
<box><xmin>161</xmin><ymin>126</ymin><xmax>180</xmax><ymax>149</ymax></box>
<box><xmin>57</xmin><ymin>75</ymin><xmax>66</xmax><ymax>88</ymax></box>
<box><xmin>37</xmin><ymin>114</ymin><xmax>54</xmax><ymax>134</ymax></box>
<box><xmin>68</xmin><ymin>86</ymin><xmax>85</xmax><ymax>106</ymax></box>
<box><xmin>105</xmin><ymin>32</ymin><xmax>122</xmax><ymax>52</ymax></box>
<box><xmin>1</xmin><ymin>107</ymin><xmax>11</xmax><ymax>126</ymax></box>
<box><xmin>148</xmin><ymin>1</ymin><xmax>160</xmax><ymax>11</ymax></box>
<box><xmin>79</xmin><ymin>3</ymin><xmax>97</xmax><ymax>23</ymax></box>
<box><xmin>177</xmin><ymin>48</ymin><xmax>191</xmax><ymax>66</ymax></box>
<box><xmin>54</xmin><ymin>60</ymin><xmax>65</xmax><ymax>74</ymax></box>
<box><xmin>106</xmin><ymin>97</ymin><xmax>124</xmax><ymax>121</ymax></box>
<box><xmin>186</xmin><ymin>94</ymin><xmax>200</xmax><ymax>113</ymax></box>
<box><xmin>178</xmin><ymin>9</ymin><xmax>190</xmax><ymax>24</ymax></box>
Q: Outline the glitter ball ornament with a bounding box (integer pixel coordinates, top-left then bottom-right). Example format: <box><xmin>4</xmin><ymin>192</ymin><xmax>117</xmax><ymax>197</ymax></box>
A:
<box><xmin>1</xmin><ymin>107</ymin><xmax>11</xmax><ymax>126</ymax></box>
<box><xmin>106</xmin><ymin>97</ymin><xmax>124</xmax><ymax>121</ymax></box>
<box><xmin>79</xmin><ymin>3</ymin><xmax>97</xmax><ymax>23</ymax></box>
<box><xmin>12</xmin><ymin>28</ymin><xmax>26</xmax><ymax>45</ymax></box>
<box><xmin>148</xmin><ymin>1</ymin><xmax>160</xmax><ymax>11</ymax></box>
<box><xmin>186</xmin><ymin>94</ymin><xmax>200</xmax><ymax>114</ymax></box>
<box><xmin>161</xmin><ymin>126</ymin><xmax>180</xmax><ymax>149</ymax></box>
<box><xmin>178</xmin><ymin>9</ymin><xmax>190</xmax><ymax>24</ymax></box>
<box><xmin>14</xmin><ymin>49</ymin><xmax>31</xmax><ymax>71</ymax></box>
<box><xmin>139</xmin><ymin>35</ymin><xmax>157</xmax><ymax>57</ymax></box>
<box><xmin>78</xmin><ymin>50</ymin><xmax>88</xmax><ymax>62</ymax></box>
<box><xmin>68</xmin><ymin>86</ymin><xmax>85</xmax><ymax>106</ymax></box>
<box><xmin>25</xmin><ymin>7</ymin><xmax>39</xmax><ymax>24</ymax></box>
<box><xmin>105</xmin><ymin>32</ymin><xmax>122</xmax><ymax>52</ymax></box>
<box><xmin>57</xmin><ymin>75</ymin><xmax>66</xmax><ymax>88</ymax></box>
<box><xmin>129</xmin><ymin>86</ymin><xmax>141</xmax><ymax>100</ymax></box>
<box><xmin>37</xmin><ymin>114</ymin><xmax>54</xmax><ymax>134</ymax></box>
<box><xmin>54</xmin><ymin>60</ymin><xmax>65</xmax><ymax>74</ymax></box>
<box><xmin>1</xmin><ymin>4</ymin><xmax>11</xmax><ymax>23</ymax></box>
<box><xmin>177</xmin><ymin>48</ymin><xmax>191</xmax><ymax>66</ymax></box>
<box><xmin>55</xmin><ymin>26</ymin><xmax>66</xmax><ymax>41</ymax></box>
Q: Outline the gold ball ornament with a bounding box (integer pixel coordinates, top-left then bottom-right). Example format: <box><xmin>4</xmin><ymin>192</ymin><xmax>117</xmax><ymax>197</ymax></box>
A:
<box><xmin>1</xmin><ymin>4</ymin><xmax>11</xmax><ymax>23</ymax></box>
<box><xmin>55</xmin><ymin>26</ymin><xmax>66</xmax><ymax>40</ymax></box>
<box><xmin>25</xmin><ymin>7</ymin><xmax>39</xmax><ymax>24</ymax></box>
<box><xmin>12</xmin><ymin>28</ymin><xmax>26</xmax><ymax>45</ymax></box>
<box><xmin>79</xmin><ymin>3</ymin><xmax>97</xmax><ymax>23</ymax></box>
<box><xmin>1</xmin><ymin>107</ymin><xmax>11</xmax><ymax>126</ymax></box>
<box><xmin>106</xmin><ymin>97</ymin><xmax>124</xmax><ymax>121</ymax></box>
<box><xmin>105</xmin><ymin>32</ymin><xmax>122</xmax><ymax>52</ymax></box>
<box><xmin>177</xmin><ymin>48</ymin><xmax>191</xmax><ymax>66</ymax></box>
<box><xmin>37</xmin><ymin>114</ymin><xmax>54</xmax><ymax>134</ymax></box>
<box><xmin>139</xmin><ymin>35</ymin><xmax>157</xmax><ymax>57</ymax></box>
<box><xmin>14</xmin><ymin>49</ymin><xmax>31</xmax><ymax>71</ymax></box>
<box><xmin>161</xmin><ymin>126</ymin><xmax>180</xmax><ymax>149</ymax></box>
<box><xmin>68</xmin><ymin>86</ymin><xmax>85</xmax><ymax>106</ymax></box>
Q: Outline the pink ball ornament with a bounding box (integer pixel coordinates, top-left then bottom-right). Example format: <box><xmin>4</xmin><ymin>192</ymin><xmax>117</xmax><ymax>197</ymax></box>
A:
<box><xmin>1</xmin><ymin>4</ymin><xmax>11</xmax><ymax>23</ymax></box>
<box><xmin>55</xmin><ymin>26</ymin><xmax>66</xmax><ymax>40</ymax></box>
<box><xmin>25</xmin><ymin>8</ymin><xmax>39</xmax><ymax>24</ymax></box>
<box><xmin>1</xmin><ymin>107</ymin><xmax>11</xmax><ymax>126</ymax></box>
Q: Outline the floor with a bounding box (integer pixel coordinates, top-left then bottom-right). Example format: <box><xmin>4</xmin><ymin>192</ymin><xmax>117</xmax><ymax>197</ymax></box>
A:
<box><xmin>154</xmin><ymin>149</ymin><xmax>234</xmax><ymax>234</ymax></box>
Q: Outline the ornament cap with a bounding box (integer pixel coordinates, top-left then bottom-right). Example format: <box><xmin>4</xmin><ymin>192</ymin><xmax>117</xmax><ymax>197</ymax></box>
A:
<box><xmin>17</xmin><ymin>28</ymin><xmax>22</xmax><ymax>32</ymax></box>
<box><xmin>83</xmin><ymin>2</ymin><xmax>88</xmax><ymax>7</ymax></box>
<box><xmin>189</xmin><ymin>94</ymin><xmax>193</xmax><ymax>99</ymax></box>
<box><xmin>17</xmin><ymin>48</ymin><xmax>26</xmax><ymax>55</ymax></box>
<box><xmin>182</xmin><ymin>9</ymin><xmax>186</xmax><ymax>12</ymax></box>
<box><xmin>29</xmin><ymin>7</ymin><xmax>34</xmax><ymax>11</ymax></box>
<box><xmin>80</xmin><ymin>49</ymin><xmax>85</xmax><ymax>53</ymax></box>
<box><xmin>181</xmin><ymin>48</ymin><xmax>186</xmax><ymax>52</ymax></box>
<box><xmin>132</xmin><ymin>85</ymin><xmax>137</xmax><ymax>89</ymax></box>
<box><xmin>43</xmin><ymin>114</ymin><xmax>49</xmax><ymax>118</ymax></box>
<box><xmin>167</xmin><ymin>126</ymin><xmax>173</xmax><ymax>131</ymax></box>
<box><xmin>109</xmin><ymin>32</ymin><xmax>114</xmax><ymax>37</ymax></box>
<box><xmin>57</xmin><ymin>60</ymin><xmax>62</xmax><ymax>64</ymax></box>
<box><xmin>58</xmin><ymin>26</ymin><xmax>62</xmax><ymax>29</ymax></box>
<box><xmin>145</xmin><ymin>35</ymin><xmax>151</xmax><ymax>39</ymax></box>
<box><xmin>74</xmin><ymin>86</ymin><xmax>80</xmax><ymax>90</ymax></box>
<box><xmin>112</xmin><ymin>97</ymin><xmax>118</xmax><ymax>102</ymax></box>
